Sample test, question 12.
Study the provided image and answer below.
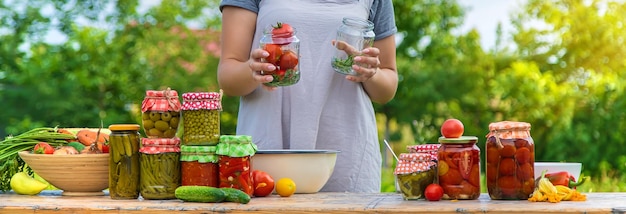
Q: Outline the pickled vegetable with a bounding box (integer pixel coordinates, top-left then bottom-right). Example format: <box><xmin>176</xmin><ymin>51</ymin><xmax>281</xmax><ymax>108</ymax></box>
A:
<box><xmin>108</xmin><ymin>124</ymin><xmax>141</xmax><ymax>200</ymax></box>
<box><xmin>140</xmin><ymin>153</ymin><xmax>181</xmax><ymax>199</ymax></box>
<box><xmin>182</xmin><ymin>109</ymin><xmax>220</xmax><ymax>145</ymax></box>
<box><xmin>397</xmin><ymin>167</ymin><xmax>436</xmax><ymax>200</ymax></box>
<box><xmin>437</xmin><ymin>136</ymin><xmax>481</xmax><ymax>200</ymax></box>
<box><xmin>142</xmin><ymin>110</ymin><xmax>180</xmax><ymax>138</ymax></box>
<box><xmin>218</xmin><ymin>156</ymin><xmax>253</xmax><ymax>196</ymax></box>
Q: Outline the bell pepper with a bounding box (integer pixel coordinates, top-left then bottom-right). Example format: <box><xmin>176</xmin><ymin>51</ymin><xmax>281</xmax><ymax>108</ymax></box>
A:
<box><xmin>544</xmin><ymin>171</ymin><xmax>586</xmax><ymax>188</ymax></box>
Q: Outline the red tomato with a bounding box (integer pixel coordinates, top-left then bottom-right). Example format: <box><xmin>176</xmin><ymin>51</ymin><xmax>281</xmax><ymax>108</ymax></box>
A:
<box><xmin>263</xmin><ymin>44</ymin><xmax>283</xmax><ymax>66</ymax></box>
<box><xmin>278</xmin><ymin>50</ymin><xmax>298</xmax><ymax>70</ymax></box>
<box><xmin>33</xmin><ymin>142</ymin><xmax>54</xmax><ymax>154</ymax></box>
<box><xmin>441</xmin><ymin>118</ymin><xmax>464</xmax><ymax>138</ymax></box>
<box><xmin>424</xmin><ymin>184</ymin><xmax>444</xmax><ymax>201</ymax></box>
<box><xmin>101</xmin><ymin>144</ymin><xmax>109</xmax><ymax>153</ymax></box>
<box><xmin>252</xmin><ymin>170</ymin><xmax>275</xmax><ymax>197</ymax></box>
<box><xmin>271</xmin><ymin>22</ymin><xmax>294</xmax><ymax>38</ymax></box>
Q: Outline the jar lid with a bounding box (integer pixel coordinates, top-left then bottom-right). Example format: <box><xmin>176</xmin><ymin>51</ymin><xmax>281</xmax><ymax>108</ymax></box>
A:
<box><xmin>394</xmin><ymin>153</ymin><xmax>435</xmax><ymax>175</ymax></box>
<box><xmin>141</xmin><ymin>88</ymin><xmax>181</xmax><ymax>112</ymax></box>
<box><xmin>108</xmin><ymin>124</ymin><xmax>140</xmax><ymax>131</ymax></box>
<box><xmin>487</xmin><ymin>121</ymin><xmax>531</xmax><ymax>139</ymax></box>
<box><xmin>140</xmin><ymin>137</ymin><xmax>181</xmax><ymax>154</ymax></box>
<box><xmin>216</xmin><ymin>135</ymin><xmax>257</xmax><ymax>157</ymax></box>
<box><xmin>406</xmin><ymin>144</ymin><xmax>440</xmax><ymax>160</ymax></box>
<box><xmin>438</xmin><ymin>136</ymin><xmax>478</xmax><ymax>144</ymax></box>
<box><xmin>180</xmin><ymin>145</ymin><xmax>218</xmax><ymax>163</ymax></box>
<box><xmin>182</xmin><ymin>91</ymin><xmax>222</xmax><ymax>111</ymax></box>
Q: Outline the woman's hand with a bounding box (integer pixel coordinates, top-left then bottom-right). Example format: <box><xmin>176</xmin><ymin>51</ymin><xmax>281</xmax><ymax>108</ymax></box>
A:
<box><xmin>248</xmin><ymin>48</ymin><xmax>278</xmax><ymax>91</ymax></box>
<box><xmin>332</xmin><ymin>40</ymin><xmax>380</xmax><ymax>82</ymax></box>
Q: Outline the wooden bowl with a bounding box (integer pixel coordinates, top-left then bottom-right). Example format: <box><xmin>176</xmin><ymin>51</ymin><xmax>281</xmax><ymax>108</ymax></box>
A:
<box><xmin>18</xmin><ymin>151</ymin><xmax>109</xmax><ymax>196</ymax></box>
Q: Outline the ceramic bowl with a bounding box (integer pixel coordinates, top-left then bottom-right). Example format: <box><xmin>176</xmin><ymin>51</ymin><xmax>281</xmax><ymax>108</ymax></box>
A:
<box><xmin>251</xmin><ymin>150</ymin><xmax>339</xmax><ymax>193</ymax></box>
<box><xmin>534</xmin><ymin>162</ymin><xmax>582</xmax><ymax>181</ymax></box>
<box><xmin>18</xmin><ymin>151</ymin><xmax>109</xmax><ymax>196</ymax></box>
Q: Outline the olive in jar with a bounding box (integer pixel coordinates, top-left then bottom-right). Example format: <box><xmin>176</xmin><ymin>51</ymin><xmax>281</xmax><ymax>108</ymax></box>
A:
<box><xmin>142</xmin><ymin>110</ymin><xmax>180</xmax><ymax>138</ymax></box>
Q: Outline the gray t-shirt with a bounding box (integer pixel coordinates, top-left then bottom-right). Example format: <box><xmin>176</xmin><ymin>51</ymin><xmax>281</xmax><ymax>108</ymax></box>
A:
<box><xmin>220</xmin><ymin>0</ymin><xmax>397</xmax><ymax>193</ymax></box>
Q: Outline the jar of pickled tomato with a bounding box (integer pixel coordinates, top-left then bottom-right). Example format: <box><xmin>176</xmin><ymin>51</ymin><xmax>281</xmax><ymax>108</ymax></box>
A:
<box><xmin>259</xmin><ymin>22</ymin><xmax>300</xmax><ymax>87</ymax></box>
<box><xmin>437</xmin><ymin>136</ymin><xmax>481</xmax><ymax>200</ymax></box>
<box><xmin>394</xmin><ymin>153</ymin><xmax>437</xmax><ymax>200</ymax></box>
<box><xmin>486</xmin><ymin>121</ymin><xmax>535</xmax><ymax>200</ymax></box>
<box><xmin>216</xmin><ymin>135</ymin><xmax>257</xmax><ymax>196</ymax></box>
<box><xmin>180</xmin><ymin>145</ymin><xmax>219</xmax><ymax>187</ymax></box>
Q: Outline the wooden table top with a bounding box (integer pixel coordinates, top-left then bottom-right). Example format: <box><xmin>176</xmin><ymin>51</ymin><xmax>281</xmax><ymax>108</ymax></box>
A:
<box><xmin>1</xmin><ymin>190</ymin><xmax>626</xmax><ymax>214</ymax></box>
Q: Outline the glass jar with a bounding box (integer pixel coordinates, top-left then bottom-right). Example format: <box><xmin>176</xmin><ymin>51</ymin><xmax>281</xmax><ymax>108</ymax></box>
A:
<box><xmin>259</xmin><ymin>23</ymin><xmax>300</xmax><ymax>87</ymax></box>
<box><xmin>437</xmin><ymin>136</ymin><xmax>481</xmax><ymax>200</ymax></box>
<box><xmin>394</xmin><ymin>153</ymin><xmax>437</xmax><ymax>200</ymax></box>
<box><xmin>180</xmin><ymin>145</ymin><xmax>219</xmax><ymax>187</ymax></box>
<box><xmin>216</xmin><ymin>135</ymin><xmax>257</xmax><ymax>196</ymax></box>
<box><xmin>331</xmin><ymin>17</ymin><xmax>375</xmax><ymax>75</ymax></box>
<box><xmin>108</xmin><ymin>124</ymin><xmax>141</xmax><ymax>200</ymax></box>
<box><xmin>486</xmin><ymin>121</ymin><xmax>535</xmax><ymax>200</ymax></box>
<box><xmin>141</xmin><ymin>88</ymin><xmax>181</xmax><ymax>138</ymax></box>
<box><xmin>139</xmin><ymin>137</ymin><xmax>181</xmax><ymax>200</ymax></box>
<box><xmin>181</xmin><ymin>92</ymin><xmax>221</xmax><ymax>146</ymax></box>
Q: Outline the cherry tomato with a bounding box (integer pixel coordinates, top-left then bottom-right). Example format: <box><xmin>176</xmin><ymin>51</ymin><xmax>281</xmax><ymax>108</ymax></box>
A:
<box><xmin>424</xmin><ymin>183</ymin><xmax>444</xmax><ymax>201</ymax></box>
<box><xmin>263</xmin><ymin>44</ymin><xmax>283</xmax><ymax>65</ymax></box>
<box><xmin>252</xmin><ymin>170</ymin><xmax>275</xmax><ymax>197</ymax></box>
<box><xmin>271</xmin><ymin>22</ymin><xmax>294</xmax><ymax>38</ymax></box>
<box><xmin>278</xmin><ymin>50</ymin><xmax>298</xmax><ymax>70</ymax></box>
<box><xmin>33</xmin><ymin>142</ymin><xmax>54</xmax><ymax>154</ymax></box>
<box><xmin>440</xmin><ymin>118</ymin><xmax>464</xmax><ymax>138</ymax></box>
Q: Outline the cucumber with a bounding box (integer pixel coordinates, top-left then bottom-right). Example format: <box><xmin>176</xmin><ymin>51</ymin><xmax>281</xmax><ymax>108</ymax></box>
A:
<box><xmin>175</xmin><ymin>186</ymin><xmax>226</xmax><ymax>203</ymax></box>
<box><xmin>67</xmin><ymin>142</ymin><xmax>85</xmax><ymax>152</ymax></box>
<box><xmin>221</xmin><ymin>187</ymin><xmax>251</xmax><ymax>204</ymax></box>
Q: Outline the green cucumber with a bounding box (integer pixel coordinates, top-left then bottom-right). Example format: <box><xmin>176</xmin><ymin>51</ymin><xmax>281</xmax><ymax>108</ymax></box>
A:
<box><xmin>221</xmin><ymin>187</ymin><xmax>251</xmax><ymax>204</ymax></box>
<box><xmin>67</xmin><ymin>142</ymin><xmax>85</xmax><ymax>152</ymax></box>
<box><xmin>175</xmin><ymin>186</ymin><xmax>226</xmax><ymax>203</ymax></box>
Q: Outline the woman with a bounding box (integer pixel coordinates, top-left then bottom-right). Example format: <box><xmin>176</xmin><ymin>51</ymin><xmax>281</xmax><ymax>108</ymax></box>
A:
<box><xmin>218</xmin><ymin>0</ymin><xmax>398</xmax><ymax>193</ymax></box>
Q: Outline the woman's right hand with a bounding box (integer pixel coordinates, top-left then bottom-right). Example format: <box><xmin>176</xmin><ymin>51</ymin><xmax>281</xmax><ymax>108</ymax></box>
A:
<box><xmin>249</xmin><ymin>48</ymin><xmax>278</xmax><ymax>91</ymax></box>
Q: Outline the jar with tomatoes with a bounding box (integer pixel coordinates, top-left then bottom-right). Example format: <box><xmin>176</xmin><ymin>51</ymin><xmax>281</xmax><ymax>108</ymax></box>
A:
<box><xmin>332</xmin><ymin>17</ymin><xmax>375</xmax><ymax>75</ymax></box>
<box><xmin>139</xmin><ymin>137</ymin><xmax>181</xmax><ymax>200</ymax></box>
<box><xmin>141</xmin><ymin>88</ymin><xmax>181</xmax><ymax>138</ymax></box>
<box><xmin>437</xmin><ymin>136</ymin><xmax>481</xmax><ymax>200</ymax></box>
<box><xmin>394</xmin><ymin>153</ymin><xmax>437</xmax><ymax>200</ymax></box>
<box><xmin>181</xmin><ymin>91</ymin><xmax>221</xmax><ymax>146</ymax></box>
<box><xmin>485</xmin><ymin>121</ymin><xmax>535</xmax><ymax>200</ymax></box>
<box><xmin>180</xmin><ymin>145</ymin><xmax>219</xmax><ymax>187</ymax></box>
<box><xmin>216</xmin><ymin>135</ymin><xmax>257</xmax><ymax>196</ymax></box>
<box><xmin>259</xmin><ymin>22</ymin><xmax>300</xmax><ymax>87</ymax></box>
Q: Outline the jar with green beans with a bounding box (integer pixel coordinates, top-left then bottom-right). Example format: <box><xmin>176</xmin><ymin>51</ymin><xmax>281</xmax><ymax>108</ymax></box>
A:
<box><xmin>181</xmin><ymin>92</ymin><xmax>222</xmax><ymax>146</ymax></box>
<box><xmin>139</xmin><ymin>137</ymin><xmax>181</xmax><ymax>200</ymax></box>
<box><xmin>108</xmin><ymin>124</ymin><xmax>141</xmax><ymax>200</ymax></box>
<box><xmin>141</xmin><ymin>88</ymin><xmax>182</xmax><ymax>138</ymax></box>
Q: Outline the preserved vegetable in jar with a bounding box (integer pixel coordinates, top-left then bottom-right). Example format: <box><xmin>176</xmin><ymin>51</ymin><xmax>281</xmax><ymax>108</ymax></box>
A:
<box><xmin>139</xmin><ymin>138</ymin><xmax>181</xmax><ymax>200</ymax></box>
<box><xmin>332</xmin><ymin>17</ymin><xmax>375</xmax><ymax>75</ymax></box>
<box><xmin>181</xmin><ymin>92</ymin><xmax>221</xmax><ymax>145</ymax></box>
<box><xmin>259</xmin><ymin>22</ymin><xmax>300</xmax><ymax>87</ymax></box>
<box><xmin>141</xmin><ymin>88</ymin><xmax>181</xmax><ymax>138</ymax></box>
<box><xmin>108</xmin><ymin>124</ymin><xmax>141</xmax><ymax>199</ymax></box>
<box><xmin>437</xmin><ymin>136</ymin><xmax>481</xmax><ymax>200</ymax></box>
<box><xmin>216</xmin><ymin>135</ymin><xmax>257</xmax><ymax>196</ymax></box>
<box><xmin>486</xmin><ymin>121</ymin><xmax>535</xmax><ymax>200</ymax></box>
<box><xmin>394</xmin><ymin>153</ymin><xmax>437</xmax><ymax>200</ymax></box>
<box><xmin>180</xmin><ymin>145</ymin><xmax>219</xmax><ymax>187</ymax></box>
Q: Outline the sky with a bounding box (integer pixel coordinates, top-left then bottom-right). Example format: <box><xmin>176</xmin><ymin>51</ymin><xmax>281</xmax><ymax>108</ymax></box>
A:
<box><xmin>457</xmin><ymin>0</ymin><xmax>526</xmax><ymax>49</ymax></box>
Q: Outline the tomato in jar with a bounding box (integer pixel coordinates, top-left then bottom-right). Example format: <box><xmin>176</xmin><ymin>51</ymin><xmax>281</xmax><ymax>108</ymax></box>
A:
<box><xmin>180</xmin><ymin>145</ymin><xmax>220</xmax><ymax>187</ymax></box>
<box><xmin>437</xmin><ymin>136</ymin><xmax>481</xmax><ymax>200</ymax></box>
<box><xmin>218</xmin><ymin>156</ymin><xmax>253</xmax><ymax>196</ymax></box>
<box><xmin>485</xmin><ymin>121</ymin><xmax>535</xmax><ymax>200</ymax></box>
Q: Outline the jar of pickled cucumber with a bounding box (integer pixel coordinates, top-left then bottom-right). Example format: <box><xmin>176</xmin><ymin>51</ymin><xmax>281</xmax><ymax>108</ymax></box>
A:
<box><xmin>141</xmin><ymin>88</ymin><xmax>181</xmax><ymax>138</ymax></box>
<box><xmin>259</xmin><ymin>23</ymin><xmax>300</xmax><ymax>87</ymax></box>
<box><xmin>394</xmin><ymin>153</ymin><xmax>437</xmax><ymax>200</ymax></box>
<box><xmin>486</xmin><ymin>121</ymin><xmax>535</xmax><ymax>200</ymax></box>
<box><xmin>181</xmin><ymin>92</ymin><xmax>221</xmax><ymax>146</ymax></box>
<box><xmin>139</xmin><ymin>137</ymin><xmax>181</xmax><ymax>200</ymax></box>
<box><xmin>108</xmin><ymin>124</ymin><xmax>141</xmax><ymax>200</ymax></box>
<box><xmin>437</xmin><ymin>136</ymin><xmax>481</xmax><ymax>200</ymax></box>
<box><xmin>216</xmin><ymin>135</ymin><xmax>257</xmax><ymax>196</ymax></box>
<box><xmin>180</xmin><ymin>145</ymin><xmax>219</xmax><ymax>187</ymax></box>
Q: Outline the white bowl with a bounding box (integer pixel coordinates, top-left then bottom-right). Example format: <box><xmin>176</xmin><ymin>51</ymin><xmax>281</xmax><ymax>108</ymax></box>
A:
<box><xmin>252</xmin><ymin>150</ymin><xmax>339</xmax><ymax>193</ymax></box>
<box><xmin>534</xmin><ymin>162</ymin><xmax>582</xmax><ymax>181</ymax></box>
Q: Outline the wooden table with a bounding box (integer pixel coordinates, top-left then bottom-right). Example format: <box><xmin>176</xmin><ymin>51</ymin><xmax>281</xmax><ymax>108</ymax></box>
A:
<box><xmin>1</xmin><ymin>190</ymin><xmax>626</xmax><ymax>213</ymax></box>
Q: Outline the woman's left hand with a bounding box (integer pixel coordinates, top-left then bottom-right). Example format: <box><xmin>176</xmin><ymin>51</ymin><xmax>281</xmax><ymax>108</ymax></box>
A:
<box><xmin>347</xmin><ymin>47</ymin><xmax>380</xmax><ymax>82</ymax></box>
